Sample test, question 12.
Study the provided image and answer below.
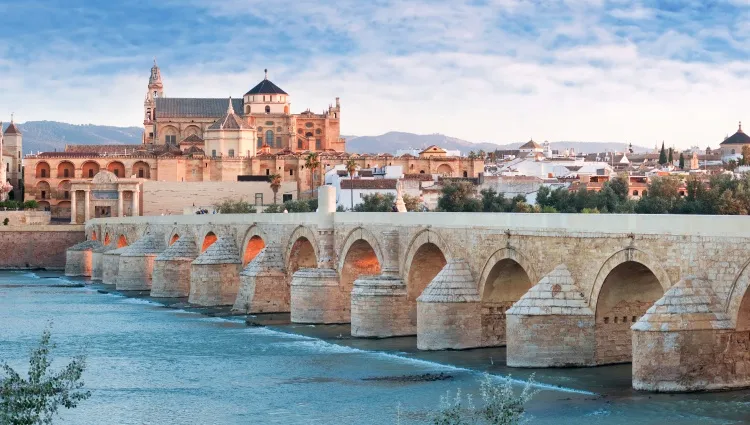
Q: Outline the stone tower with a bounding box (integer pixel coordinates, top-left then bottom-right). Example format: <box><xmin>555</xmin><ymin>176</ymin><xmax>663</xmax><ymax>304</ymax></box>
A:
<box><xmin>143</xmin><ymin>59</ymin><xmax>164</xmax><ymax>144</ymax></box>
<box><xmin>0</xmin><ymin>122</ymin><xmax>6</xmax><ymax>198</ymax></box>
<box><xmin>3</xmin><ymin>115</ymin><xmax>22</xmax><ymax>200</ymax></box>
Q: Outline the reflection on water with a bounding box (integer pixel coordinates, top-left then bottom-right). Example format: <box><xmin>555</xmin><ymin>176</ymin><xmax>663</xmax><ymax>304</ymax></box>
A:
<box><xmin>1</xmin><ymin>270</ymin><xmax>749</xmax><ymax>424</ymax></box>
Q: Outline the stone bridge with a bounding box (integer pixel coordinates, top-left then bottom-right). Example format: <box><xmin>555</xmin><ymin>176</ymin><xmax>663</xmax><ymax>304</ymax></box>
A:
<box><xmin>64</xmin><ymin>187</ymin><xmax>750</xmax><ymax>392</ymax></box>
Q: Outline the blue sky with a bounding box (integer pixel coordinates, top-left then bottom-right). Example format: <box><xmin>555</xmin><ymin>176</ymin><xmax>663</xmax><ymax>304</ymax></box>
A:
<box><xmin>0</xmin><ymin>0</ymin><xmax>748</xmax><ymax>148</ymax></box>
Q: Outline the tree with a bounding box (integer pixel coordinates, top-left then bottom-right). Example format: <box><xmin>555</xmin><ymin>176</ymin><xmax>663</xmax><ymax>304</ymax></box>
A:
<box><xmin>353</xmin><ymin>193</ymin><xmax>395</xmax><ymax>212</ymax></box>
<box><xmin>658</xmin><ymin>142</ymin><xmax>667</xmax><ymax>165</ymax></box>
<box><xmin>742</xmin><ymin>145</ymin><xmax>750</xmax><ymax>167</ymax></box>
<box><xmin>215</xmin><ymin>199</ymin><xmax>255</xmax><ymax>213</ymax></box>
<box><xmin>402</xmin><ymin>193</ymin><xmax>421</xmax><ymax>212</ymax></box>
<box><xmin>345</xmin><ymin>159</ymin><xmax>357</xmax><ymax>210</ymax></box>
<box><xmin>438</xmin><ymin>181</ymin><xmax>481</xmax><ymax>212</ymax></box>
<box><xmin>304</xmin><ymin>152</ymin><xmax>320</xmax><ymax>199</ymax></box>
<box><xmin>679</xmin><ymin>152</ymin><xmax>685</xmax><ymax>169</ymax></box>
<box><xmin>431</xmin><ymin>373</ymin><xmax>538</xmax><ymax>425</ymax></box>
<box><xmin>468</xmin><ymin>151</ymin><xmax>477</xmax><ymax>160</ymax></box>
<box><xmin>1</xmin><ymin>327</ymin><xmax>90</xmax><ymax>425</ymax></box>
<box><xmin>607</xmin><ymin>175</ymin><xmax>629</xmax><ymax>202</ymax></box>
<box><xmin>482</xmin><ymin>188</ymin><xmax>510</xmax><ymax>212</ymax></box>
<box><xmin>668</xmin><ymin>147</ymin><xmax>674</xmax><ymax>164</ymax></box>
<box><xmin>268</xmin><ymin>174</ymin><xmax>282</xmax><ymax>205</ymax></box>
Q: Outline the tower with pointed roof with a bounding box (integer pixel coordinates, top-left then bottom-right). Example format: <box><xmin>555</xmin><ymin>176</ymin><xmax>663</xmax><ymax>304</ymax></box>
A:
<box><xmin>3</xmin><ymin>115</ymin><xmax>22</xmax><ymax>199</ymax></box>
<box><xmin>143</xmin><ymin>59</ymin><xmax>164</xmax><ymax>144</ymax></box>
<box><xmin>719</xmin><ymin>121</ymin><xmax>750</xmax><ymax>161</ymax></box>
<box><xmin>204</xmin><ymin>97</ymin><xmax>257</xmax><ymax>158</ymax></box>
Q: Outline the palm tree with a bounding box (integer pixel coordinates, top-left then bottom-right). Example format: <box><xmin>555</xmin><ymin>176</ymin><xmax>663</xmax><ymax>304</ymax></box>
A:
<box><xmin>468</xmin><ymin>151</ymin><xmax>477</xmax><ymax>159</ymax></box>
<box><xmin>345</xmin><ymin>159</ymin><xmax>357</xmax><ymax>210</ymax></box>
<box><xmin>304</xmin><ymin>152</ymin><xmax>320</xmax><ymax>199</ymax></box>
<box><xmin>268</xmin><ymin>173</ymin><xmax>282</xmax><ymax>204</ymax></box>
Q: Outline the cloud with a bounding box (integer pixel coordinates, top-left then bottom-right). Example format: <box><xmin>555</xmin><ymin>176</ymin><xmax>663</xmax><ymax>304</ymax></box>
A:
<box><xmin>0</xmin><ymin>0</ymin><xmax>748</xmax><ymax>149</ymax></box>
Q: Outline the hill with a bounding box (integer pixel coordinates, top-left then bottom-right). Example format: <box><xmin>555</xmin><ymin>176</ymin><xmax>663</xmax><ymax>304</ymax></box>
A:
<box><xmin>344</xmin><ymin>131</ymin><xmax>651</xmax><ymax>155</ymax></box>
<box><xmin>2</xmin><ymin>121</ymin><xmax>142</xmax><ymax>154</ymax></box>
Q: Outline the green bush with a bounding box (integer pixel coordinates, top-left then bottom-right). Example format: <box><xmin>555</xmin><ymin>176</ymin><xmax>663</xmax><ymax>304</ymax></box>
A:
<box><xmin>22</xmin><ymin>200</ymin><xmax>39</xmax><ymax>210</ymax></box>
<box><xmin>214</xmin><ymin>199</ymin><xmax>256</xmax><ymax>214</ymax></box>
<box><xmin>262</xmin><ymin>204</ymin><xmax>285</xmax><ymax>213</ymax></box>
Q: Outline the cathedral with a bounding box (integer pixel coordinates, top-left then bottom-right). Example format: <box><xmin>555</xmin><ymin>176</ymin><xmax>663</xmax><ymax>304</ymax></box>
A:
<box><xmin>142</xmin><ymin>60</ymin><xmax>344</xmax><ymax>155</ymax></box>
<box><xmin>22</xmin><ymin>61</ymin><xmax>482</xmax><ymax>221</ymax></box>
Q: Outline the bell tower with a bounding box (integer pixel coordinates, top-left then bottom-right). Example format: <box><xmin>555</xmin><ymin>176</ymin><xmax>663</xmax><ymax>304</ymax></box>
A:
<box><xmin>3</xmin><ymin>115</ymin><xmax>23</xmax><ymax>200</ymax></box>
<box><xmin>143</xmin><ymin>58</ymin><xmax>164</xmax><ymax>144</ymax></box>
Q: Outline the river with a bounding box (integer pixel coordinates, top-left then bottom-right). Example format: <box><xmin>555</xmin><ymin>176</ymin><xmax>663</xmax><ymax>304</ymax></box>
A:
<box><xmin>1</xmin><ymin>271</ymin><xmax>749</xmax><ymax>424</ymax></box>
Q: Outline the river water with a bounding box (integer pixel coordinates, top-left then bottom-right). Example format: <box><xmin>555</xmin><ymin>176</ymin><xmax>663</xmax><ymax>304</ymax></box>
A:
<box><xmin>1</xmin><ymin>271</ymin><xmax>749</xmax><ymax>424</ymax></box>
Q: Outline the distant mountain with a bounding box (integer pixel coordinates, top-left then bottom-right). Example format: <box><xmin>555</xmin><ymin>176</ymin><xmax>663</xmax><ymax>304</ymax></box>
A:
<box><xmin>2</xmin><ymin>121</ymin><xmax>142</xmax><ymax>154</ymax></box>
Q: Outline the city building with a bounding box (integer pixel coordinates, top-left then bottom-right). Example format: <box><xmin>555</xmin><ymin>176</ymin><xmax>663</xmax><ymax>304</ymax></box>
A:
<box><xmin>1</xmin><ymin>117</ymin><xmax>23</xmax><ymax>200</ymax></box>
<box><xmin>720</xmin><ymin>122</ymin><xmax>750</xmax><ymax>162</ymax></box>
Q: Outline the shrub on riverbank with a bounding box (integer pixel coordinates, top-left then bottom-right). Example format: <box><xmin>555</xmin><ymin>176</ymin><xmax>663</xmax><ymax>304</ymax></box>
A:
<box><xmin>0</xmin><ymin>326</ymin><xmax>90</xmax><ymax>424</ymax></box>
<box><xmin>430</xmin><ymin>374</ymin><xmax>537</xmax><ymax>425</ymax></box>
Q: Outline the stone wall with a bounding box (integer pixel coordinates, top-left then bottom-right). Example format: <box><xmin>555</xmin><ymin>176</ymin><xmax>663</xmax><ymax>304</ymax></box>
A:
<box><xmin>0</xmin><ymin>210</ymin><xmax>51</xmax><ymax>226</ymax></box>
<box><xmin>0</xmin><ymin>225</ymin><xmax>84</xmax><ymax>269</ymax></box>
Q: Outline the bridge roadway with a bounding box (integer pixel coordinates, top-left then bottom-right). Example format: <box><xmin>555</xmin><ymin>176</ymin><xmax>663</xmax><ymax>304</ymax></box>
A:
<box><xmin>64</xmin><ymin>187</ymin><xmax>750</xmax><ymax>392</ymax></box>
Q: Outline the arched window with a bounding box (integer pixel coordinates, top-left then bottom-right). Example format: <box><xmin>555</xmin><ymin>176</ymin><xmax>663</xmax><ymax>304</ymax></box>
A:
<box><xmin>113</xmin><ymin>169</ymin><xmax>119</xmax><ymax>177</ymax></box>
<box><xmin>64</xmin><ymin>191</ymin><xmax>69</xmax><ymax>199</ymax></box>
<box><xmin>258</xmin><ymin>137</ymin><xmax>263</xmax><ymax>148</ymax></box>
<box><xmin>88</xmin><ymin>169</ymin><xmax>94</xmax><ymax>178</ymax></box>
<box><xmin>228</xmin><ymin>149</ymin><xmax>235</xmax><ymax>158</ymax></box>
<box><xmin>305</xmin><ymin>132</ymin><xmax>313</xmax><ymax>138</ymax></box>
<box><xmin>265</xmin><ymin>105</ymin><xmax>270</xmax><ymax>114</ymax></box>
<box><xmin>41</xmin><ymin>169</ymin><xmax>47</xmax><ymax>178</ymax></box>
<box><xmin>138</xmin><ymin>169</ymin><xmax>144</xmax><ymax>178</ymax></box>
<box><xmin>64</xmin><ymin>169</ymin><xmax>69</xmax><ymax>178</ymax></box>
<box><xmin>266</xmin><ymin>130</ymin><xmax>274</xmax><ymax>147</ymax></box>
<box><xmin>633</xmin><ymin>190</ymin><xmax>639</xmax><ymax>196</ymax></box>
<box><xmin>315</xmin><ymin>129</ymin><xmax>321</xmax><ymax>135</ymax></box>
<box><xmin>463</xmin><ymin>171</ymin><xmax>468</xmax><ymax>178</ymax></box>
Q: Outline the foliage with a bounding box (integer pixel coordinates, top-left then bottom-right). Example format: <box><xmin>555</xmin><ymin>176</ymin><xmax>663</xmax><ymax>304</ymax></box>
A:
<box><xmin>668</xmin><ymin>147</ymin><xmax>673</xmax><ymax>164</ymax></box>
<box><xmin>0</xmin><ymin>327</ymin><xmax>90</xmax><ymax>425</ymax></box>
<box><xmin>431</xmin><ymin>374</ymin><xmax>538</xmax><ymax>425</ymax></box>
<box><xmin>353</xmin><ymin>193</ymin><xmax>396</xmax><ymax>212</ymax></box>
<box><xmin>0</xmin><ymin>201</ymin><xmax>21</xmax><ymax>210</ymax></box>
<box><xmin>284</xmin><ymin>198</ymin><xmax>318</xmax><ymax>213</ymax></box>
<box><xmin>336</xmin><ymin>204</ymin><xmax>346</xmax><ymax>212</ymax></box>
<box><xmin>743</xmin><ymin>146</ymin><xmax>750</xmax><ymax>167</ymax></box>
<box><xmin>437</xmin><ymin>182</ymin><xmax>482</xmax><ymax>212</ymax></box>
<box><xmin>262</xmin><ymin>204</ymin><xmax>285</xmax><ymax>213</ymax></box>
<box><xmin>3</xmin><ymin>218</ymin><xmax>8</xmax><ymax>226</ymax></box>
<box><xmin>304</xmin><ymin>152</ymin><xmax>320</xmax><ymax>198</ymax></box>
<box><xmin>268</xmin><ymin>174</ymin><xmax>282</xmax><ymax>205</ymax></box>
<box><xmin>402</xmin><ymin>193</ymin><xmax>421</xmax><ymax>212</ymax></box>
<box><xmin>214</xmin><ymin>199</ymin><xmax>256</xmax><ymax>214</ymax></box>
<box><xmin>679</xmin><ymin>152</ymin><xmax>685</xmax><ymax>170</ymax></box>
<box><xmin>658</xmin><ymin>142</ymin><xmax>667</xmax><ymax>165</ymax></box>
<box><xmin>23</xmin><ymin>201</ymin><xmax>39</xmax><ymax>210</ymax></box>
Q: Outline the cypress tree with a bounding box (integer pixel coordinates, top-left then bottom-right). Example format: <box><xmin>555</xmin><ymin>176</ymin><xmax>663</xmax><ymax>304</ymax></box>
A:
<box><xmin>658</xmin><ymin>142</ymin><xmax>667</xmax><ymax>165</ymax></box>
<box><xmin>679</xmin><ymin>152</ymin><xmax>685</xmax><ymax>169</ymax></box>
<box><xmin>668</xmin><ymin>147</ymin><xmax>673</xmax><ymax>164</ymax></box>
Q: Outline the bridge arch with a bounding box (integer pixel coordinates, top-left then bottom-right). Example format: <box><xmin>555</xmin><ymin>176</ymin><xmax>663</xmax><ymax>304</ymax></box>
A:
<box><xmin>589</xmin><ymin>248</ymin><xmax>670</xmax><ymax>365</ymax></box>
<box><xmin>339</xmin><ymin>231</ymin><xmax>382</xmax><ymax>316</ymax></box>
<box><xmin>117</xmin><ymin>234</ymin><xmax>128</xmax><ymax>248</ymax></box>
<box><xmin>402</xmin><ymin>229</ymin><xmax>451</xmax><ymax>327</ymax></box>
<box><xmin>285</xmin><ymin>226</ymin><xmax>319</xmax><ymax>274</ymax></box>
<box><xmin>337</xmin><ymin>227</ymin><xmax>384</xmax><ymax>274</ymax></box>
<box><xmin>477</xmin><ymin>247</ymin><xmax>536</xmax><ymax>346</ymax></box>
<box><xmin>241</xmin><ymin>226</ymin><xmax>267</xmax><ymax>266</ymax></box>
<box><xmin>725</xmin><ymin>258</ymin><xmax>750</xmax><ymax>330</ymax></box>
<box><xmin>201</xmin><ymin>231</ymin><xmax>218</xmax><ymax>252</ymax></box>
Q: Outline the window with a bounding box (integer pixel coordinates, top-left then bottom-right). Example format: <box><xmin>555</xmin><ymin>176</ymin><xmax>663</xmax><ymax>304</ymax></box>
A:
<box><xmin>277</xmin><ymin>126</ymin><xmax>282</xmax><ymax>132</ymax></box>
<box><xmin>212</xmin><ymin>150</ymin><xmax>217</xmax><ymax>157</ymax></box>
<box><xmin>463</xmin><ymin>171</ymin><xmax>468</xmax><ymax>178</ymax></box>
<box><xmin>17</xmin><ymin>164</ymin><xmax>20</xmax><ymax>172</ymax></box>
<box><xmin>289</xmin><ymin>169</ymin><xmax>294</xmax><ymax>176</ymax></box>
<box><xmin>305</xmin><ymin>132</ymin><xmax>313</xmax><ymax>138</ymax></box>
<box><xmin>64</xmin><ymin>191</ymin><xmax>69</xmax><ymax>199</ymax></box>
<box><xmin>41</xmin><ymin>169</ymin><xmax>47</xmax><ymax>178</ymax></box>
<box><xmin>297</xmin><ymin>129</ymin><xmax>303</xmax><ymax>134</ymax></box>
<box><xmin>305</xmin><ymin>122</ymin><xmax>313</xmax><ymax>128</ymax></box>
<box><xmin>283</xmin><ymin>194</ymin><xmax>293</xmax><ymax>203</ymax></box>
<box><xmin>113</xmin><ymin>169</ymin><xmax>119</xmax><ymax>177</ymax></box>
<box><xmin>266</xmin><ymin>130</ymin><xmax>274</xmax><ymax>147</ymax></box>
<box><xmin>5</xmin><ymin>163</ymin><xmax>8</xmax><ymax>172</ymax></box>
<box><xmin>258</xmin><ymin>137</ymin><xmax>263</xmax><ymax>148</ymax></box>
<box><xmin>315</xmin><ymin>129</ymin><xmax>321</xmax><ymax>135</ymax></box>
<box><xmin>732</xmin><ymin>149</ymin><xmax>736</xmax><ymax>155</ymax></box>
<box><xmin>228</xmin><ymin>149</ymin><xmax>235</xmax><ymax>158</ymax></box>
<box><xmin>276</xmin><ymin>137</ymin><xmax>281</xmax><ymax>147</ymax></box>
<box><xmin>254</xmin><ymin>193</ymin><xmax>263</xmax><ymax>205</ymax></box>
<box><xmin>265</xmin><ymin>121</ymin><xmax>274</xmax><ymax>126</ymax></box>
<box><xmin>64</xmin><ymin>169</ymin><xmax>70</xmax><ymax>178</ymax></box>
<box><xmin>265</xmin><ymin>169</ymin><xmax>270</xmax><ymax>175</ymax></box>
<box><xmin>41</xmin><ymin>191</ymin><xmax>46</xmax><ymax>199</ymax></box>
<box><xmin>165</xmin><ymin>135</ymin><xmax>176</xmax><ymax>144</ymax></box>
<box><xmin>315</xmin><ymin>139</ymin><xmax>321</xmax><ymax>150</ymax></box>
<box><xmin>633</xmin><ymin>190</ymin><xmax>639</xmax><ymax>196</ymax></box>
<box><xmin>265</xmin><ymin>105</ymin><xmax>270</xmax><ymax>114</ymax></box>
<box><xmin>149</xmin><ymin>132</ymin><xmax>154</xmax><ymax>138</ymax></box>
<box><xmin>138</xmin><ymin>169</ymin><xmax>144</xmax><ymax>178</ymax></box>
<box><xmin>298</xmin><ymin>139</ymin><xmax>303</xmax><ymax>149</ymax></box>
<box><xmin>87</xmin><ymin>169</ymin><xmax>93</xmax><ymax>178</ymax></box>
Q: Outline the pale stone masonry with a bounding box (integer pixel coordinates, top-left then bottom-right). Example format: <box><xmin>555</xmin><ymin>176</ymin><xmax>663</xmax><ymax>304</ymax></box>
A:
<box><xmin>116</xmin><ymin>232</ymin><xmax>166</xmax><ymax>291</ymax></box>
<box><xmin>64</xmin><ymin>240</ymin><xmax>102</xmax><ymax>277</ymax></box>
<box><xmin>69</xmin><ymin>197</ymin><xmax>750</xmax><ymax>392</ymax></box>
<box><xmin>151</xmin><ymin>234</ymin><xmax>199</xmax><ymax>298</ymax></box>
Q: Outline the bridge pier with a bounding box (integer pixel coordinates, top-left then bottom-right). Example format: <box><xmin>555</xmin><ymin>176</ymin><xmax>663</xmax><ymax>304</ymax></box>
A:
<box><xmin>189</xmin><ymin>237</ymin><xmax>242</xmax><ymax>306</ymax></box>
<box><xmin>91</xmin><ymin>245</ymin><xmax>111</xmax><ymax>281</ymax></box>
<box><xmin>506</xmin><ymin>265</ymin><xmax>596</xmax><ymax>367</ymax></box>
<box><xmin>351</xmin><ymin>230</ymin><xmax>410</xmax><ymax>337</ymax></box>
<box><xmin>65</xmin><ymin>240</ymin><xmax>102</xmax><ymax>277</ymax></box>
<box><xmin>417</xmin><ymin>259</ymin><xmax>481</xmax><ymax>350</ymax></box>
<box><xmin>234</xmin><ymin>244</ymin><xmax>287</xmax><ymax>313</ymax></box>
<box><xmin>151</xmin><ymin>235</ymin><xmax>198</xmax><ymax>298</ymax></box>
<box><xmin>102</xmin><ymin>246</ymin><xmax>128</xmax><ymax>285</ymax></box>
<box><xmin>116</xmin><ymin>232</ymin><xmax>166</xmax><ymax>291</ymax></box>
<box><xmin>632</xmin><ymin>276</ymin><xmax>749</xmax><ymax>392</ymax></box>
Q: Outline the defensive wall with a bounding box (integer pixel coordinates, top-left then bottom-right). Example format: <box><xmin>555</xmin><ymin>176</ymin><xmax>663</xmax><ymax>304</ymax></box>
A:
<box><xmin>1</xmin><ymin>225</ymin><xmax>85</xmax><ymax>269</ymax></box>
<box><xmin>67</xmin><ymin>187</ymin><xmax>750</xmax><ymax>392</ymax></box>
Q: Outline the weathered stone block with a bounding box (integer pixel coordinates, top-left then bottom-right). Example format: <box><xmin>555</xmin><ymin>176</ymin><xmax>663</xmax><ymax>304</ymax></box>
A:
<box><xmin>151</xmin><ymin>259</ymin><xmax>192</xmax><ymax>298</ymax></box>
<box><xmin>351</xmin><ymin>275</ymin><xmax>410</xmax><ymax>337</ymax></box>
<box><xmin>291</xmin><ymin>268</ymin><xmax>345</xmax><ymax>324</ymax></box>
<box><xmin>233</xmin><ymin>245</ymin><xmax>288</xmax><ymax>313</ymax></box>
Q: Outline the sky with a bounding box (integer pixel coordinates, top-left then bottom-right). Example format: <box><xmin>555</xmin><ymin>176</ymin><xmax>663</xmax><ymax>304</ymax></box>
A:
<box><xmin>0</xmin><ymin>0</ymin><xmax>748</xmax><ymax>148</ymax></box>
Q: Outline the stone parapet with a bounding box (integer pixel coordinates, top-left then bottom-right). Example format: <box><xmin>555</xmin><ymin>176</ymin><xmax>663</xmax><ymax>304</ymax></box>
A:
<box><xmin>64</xmin><ymin>240</ymin><xmax>102</xmax><ymax>277</ymax></box>
<box><xmin>632</xmin><ymin>276</ymin><xmax>745</xmax><ymax>392</ymax></box>
<box><xmin>417</xmin><ymin>260</ymin><xmax>481</xmax><ymax>350</ymax></box>
<box><xmin>151</xmin><ymin>235</ymin><xmax>199</xmax><ymax>298</ymax></box>
<box><xmin>290</xmin><ymin>268</ymin><xmax>344</xmax><ymax>323</ymax></box>
<box><xmin>506</xmin><ymin>264</ymin><xmax>596</xmax><ymax>367</ymax></box>
<box><xmin>115</xmin><ymin>233</ymin><xmax>167</xmax><ymax>291</ymax></box>
<box><xmin>189</xmin><ymin>237</ymin><xmax>242</xmax><ymax>306</ymax></box>
<box><xmin>351</xmin><ymin>275</ymin><xmax>409</xmax><ymax>337</ymax></box>
<box><xmin>233</xmin><ymin>244</ymin><xmax>287</xmax><ymax>313</ymax></box>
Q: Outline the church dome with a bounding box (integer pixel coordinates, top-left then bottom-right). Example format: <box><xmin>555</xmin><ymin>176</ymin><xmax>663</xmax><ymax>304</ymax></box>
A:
<box><xmin>244</xmin><ymin>69</ymin><xmax>288</xmax><ymax>96</ymax></box>
<box><xmin>720</xmin><ymin>122</ymin><xmax>750</xmax><ymax>145</ymax></box>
